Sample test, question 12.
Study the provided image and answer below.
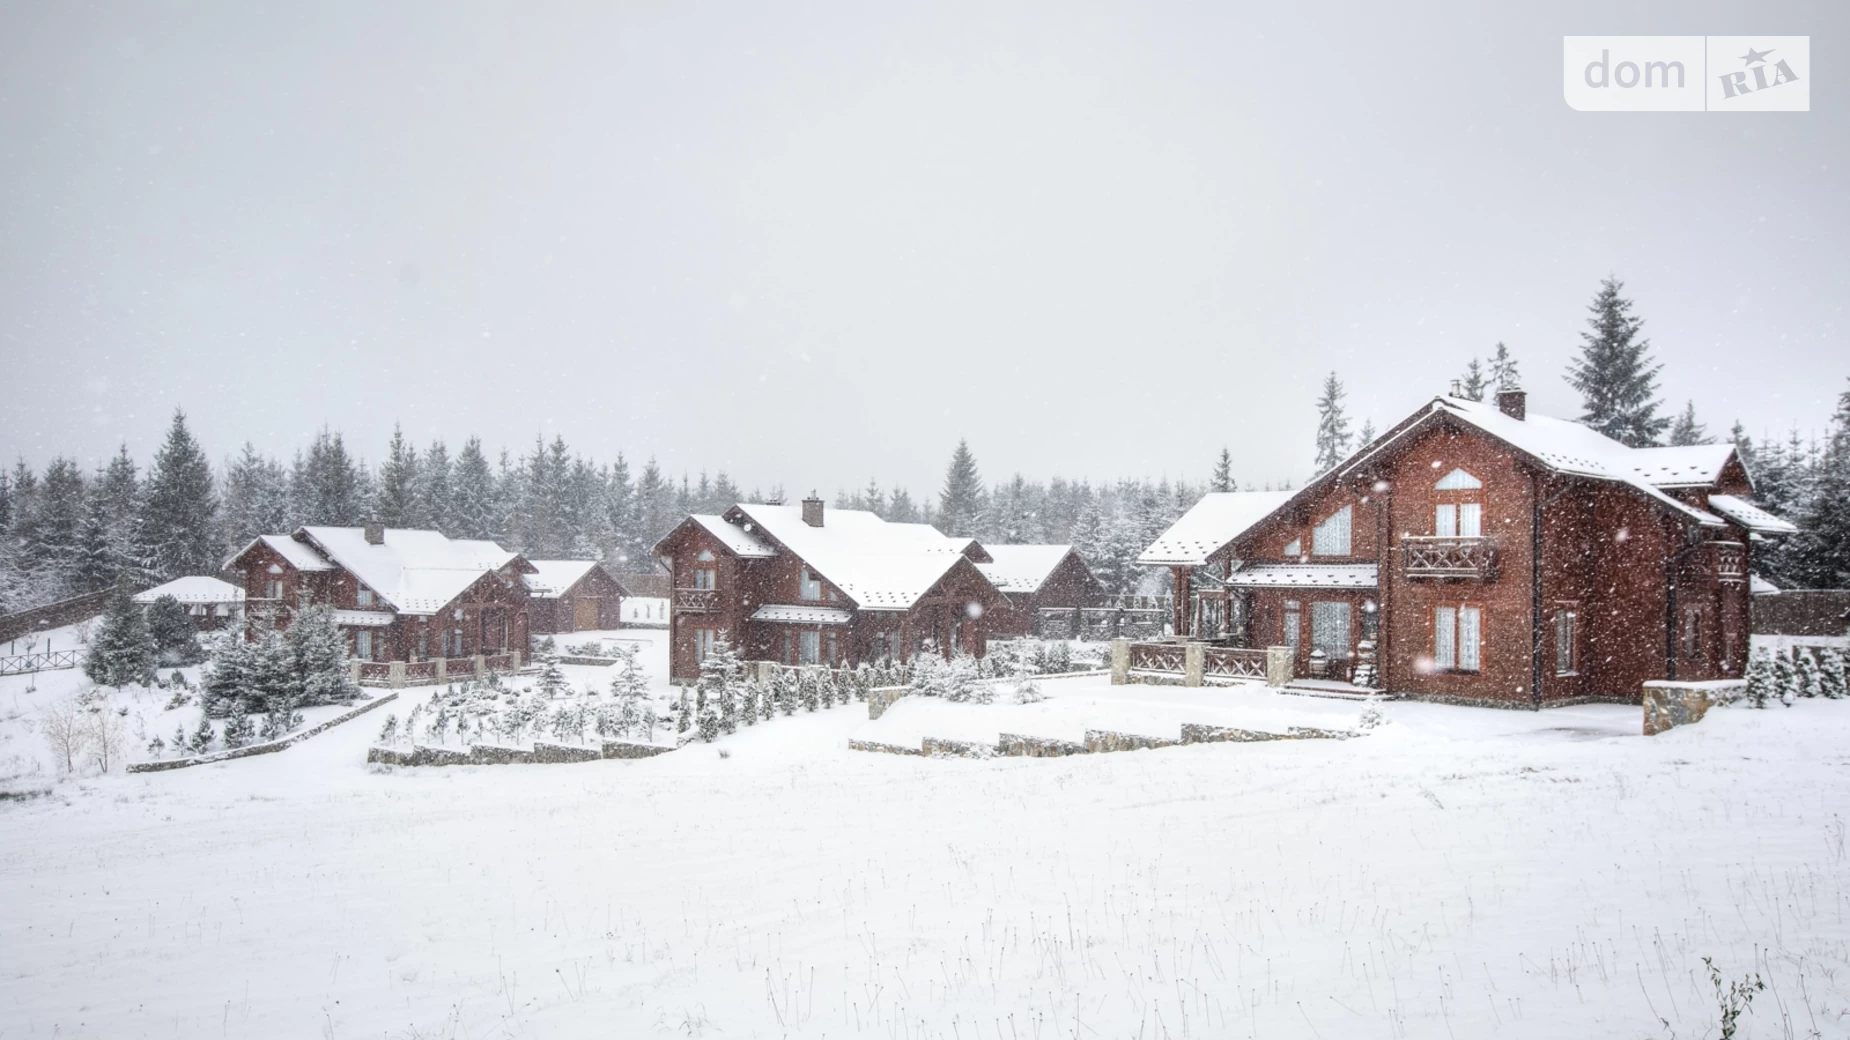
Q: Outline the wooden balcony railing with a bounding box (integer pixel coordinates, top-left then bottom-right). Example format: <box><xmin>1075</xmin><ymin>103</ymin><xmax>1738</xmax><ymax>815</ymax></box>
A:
<box><xmin>1683</xmin><ymin>541</ymin><xmax>1748</xmax><ymax>584</ymax></box>
<box><xmin>673</xmin><ymin>587</ymin><xmax>721</xmax><ymax>612</ymax></box>
<box><xmin>1402</xmin><ymin>536</ymin><xmax>1499</xmax><ymax>581</ymax></box>
<box><xmin>1128</xmin><ymin>641</ymin><xmax>1185</xmax><ymax>675</ymax></box>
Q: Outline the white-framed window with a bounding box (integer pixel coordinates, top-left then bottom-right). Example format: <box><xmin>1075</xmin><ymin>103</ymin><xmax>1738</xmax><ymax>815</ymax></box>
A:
<box><xmin>1434</xmin><ymin>502</ymin><xmax>1484</xmax><ymax>538</ymax></box>
<box><xmin>1282</xmin><ymin>538</ymin><xmax>1302</xmax><ymax>558</ymax></box>
<box><xmin>694</xmin><ymin>627</ymin><xmax>719</xmax><ymax>664</ymax></box>
<box><xmin>355</xmin><ymin>630</ymin><xmax>375</xmax><ymax>660</ymax></box>
<box><xmin>693</xmin><ymin>549</ymin><xmax>717</xmax><ymax>590</ymax></box>
<box><xmin>1433</xmin><ymin>606</ymin><xmax>1482</xmax><ymax>673</ymax></box>
<box><xmin>1555</xmin><ymin>609</ymin><xmax>1578</xmax><ymax>675</ymax></box>
<box><xmin>1312</xmin><ymin>506</ymin><xmax>1352</xmax><ymax>556</ymax></box>
<box><xmin>799</xmin><ymin>567</ymin><xmax>823</xmax><ymax>602</ymax></box>
<box><xmin>1310</xmin><ymin>601</ymin><xmax>1352</xmax><ymax>660</ymax></box>
<box><xmin>1435</xmin><ymin>468</ymin><xmax>1482</xmax><ymax>490</ymax></box>
<box><xmin>799</xmin><ymin>630</ymin><xmax>821</xmax><ymax>664</ymax></box>
<box><xmin>357</xmin><ymin>587</ymin><xmax>374</xmax><ymax>607</ymax></box>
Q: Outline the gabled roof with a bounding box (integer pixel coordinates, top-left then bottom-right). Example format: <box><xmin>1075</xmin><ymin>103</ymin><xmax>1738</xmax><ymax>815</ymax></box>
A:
<box><xmin>1620</xmin><ymin>445</ymin><xmax>1739</xmax><ymax>488</ymax></box>
<box><xmin>133</xmin><ymin>575</ymin><xmax>246</xmax><ymax>605</ymax></box>
<box><xmin>977</xmin><ymin>545</ymin><xmax>1084</xmax><ymax>594</ymax></box>
<box><xmin>1708</xmin><ymin>494</ymin><xmax>1799</xmax><ymax>535</ymax></box>
<box><xmin>670</xmin><ymin>514</ymin><xmax>777</xmax><ymax>559</ymax></box>
<box><xmin>226</xmin><ymin>533</ymin><xmax>336</xmax><ymax>573</ymax></box>
<box><xmin>523</xmin><ymin>560</ymin><xmax>606</xmax><ymax>598</ymax></box>
<box><xmin>295</xmin><ymin>526</ymin><xmax>525</xmax><ymax>616</ymax></box>
<box><xmin>727</xmin><ymin>504</ymin><xmax>996</xmax><ymax>611</ymax></box>
<box><xmin>1137</xmin><ymin>491</ymin><xmax>1295</xmax><ymax>567</ymax></box>
<box><xmin>1341</xmin><ymin>397</ymin><xmax>1728</xmax><ymax>528</ymax></box>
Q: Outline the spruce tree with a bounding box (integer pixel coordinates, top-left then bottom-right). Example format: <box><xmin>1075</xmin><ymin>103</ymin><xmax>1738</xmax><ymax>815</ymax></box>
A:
<box><xmin>674</xmin><ymin>690</ymin><xmax>692</xmax><ymax>734</ymax></box>
<box><xmin>1211</xmin><ymin>448</ymin><xmax>1234</xmax><ymax>493</ymax></box>
<box><xmin>288</xmin><ymin>604</ymin><xmax>359</xmax><ymax>705</ymax></box>
<box><xmin>534</xmin><ymin>645</ymin><xmax>569</xmax><ymax>699</ymax></box>
<box><xmin>1820</xmin><ymin>649</ymin><xmax>1846</xmax><ymax>700</ymax></box>
<box><xmin>1313</xmin><ymin>372</ymin><xmax>1352</xmax><ymax>474</ymax></box>
<box><xmin>1457</xmin><ymin>358</ymin><xmax>1488</xmax><ymax>401</ymax></box>
<box><xmin>220</xmin><ymin>444</ymin><xmax>291</xmax><ymax>558</ymax></box>
<box><xmin>1792</xmin><ymin>380</ymin><xmax>1850</xmax><ymax>589</ymax></box>
<box><xmin>937</xmin><ymin>440</ymin><xmax>985</xmax><ymax>538</ymax></box>
<box><xmin>190</xmin><ymin>715</ymin><xmax>216</xmax><ymax>755</ymax></box>
<box><xmin>1489</xmin><ymin>342</ymin><xmax>1521</xmax><ymax>391</ymax></box>
<box><xmin>450</xmin><ymin>437</ymin><xmax>500</xmax><ymax>540</ymax></box>
<box><xmin>138</xmin><ymin>410</ymin><xmax>219</xmax><ymax>579</ymax></box>
<box><xmin>375</xmin><ymin>424</ymin><xmax>423</xmax><ymax>528</ymax></box>
<box><xmin>1566</xmin><ymin>276</ymin><xmax>1669</xmax><ymax>447</ymax></box>
<box><xmin>1356</xmin><ymin>419</ymin><xmax>1377</xmax><ymax>449</ymax></box>
<box><xmin>84</xmin><ymin>585</ymin><xmax>157</xmax><ymax>688</ymax></box>
<box><xmin>295</xmin><ymin>428</ymin><xmax>364</xmax><ymax>526</ymax></box>
<box><xmin>145</xmin><ymin>595</ymin><xmax>204</xmax><ymax>665</ymax></box>
<box><xmin>1668</xmin><ymin>401</ymin><xmax>1711</xmax><ymax>446</ymax></box>
<box><xmin>1771</xmin><ymin>647</ymin><xmax>1798</xmax><ymax>706</ymax></box>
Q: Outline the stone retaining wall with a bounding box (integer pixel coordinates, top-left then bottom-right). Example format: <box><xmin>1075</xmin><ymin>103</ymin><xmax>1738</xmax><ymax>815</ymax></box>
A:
<box><xmin>366</xmin><ymin>737</ymin><xmax>677</xmax><ymax>767</ymax></box>
<box><xmin>863</xmin><ymin>669</ymin><xmax>1111</xmax><ymax>721</ymax></box>
<box><xmin>1642</xmin><ymin>679</ymin><xmax>1745</xmax><ymax>736</ymax></box>
<box><xmin>850</xmin><ymin>719</ymin><xmax>1358</xmax><ymax>761</ymax></box>
<box><xmin>128</xmin><ymin>693</ymin><xmax>399</xmax><ymax>773</ymax></box>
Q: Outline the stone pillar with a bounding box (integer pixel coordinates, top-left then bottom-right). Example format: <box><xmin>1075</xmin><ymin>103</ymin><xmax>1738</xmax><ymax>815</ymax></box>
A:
<box><xmin>349</xmin><ymin>659</ymin><xmax>363</xmax><ymax>686</ymax></box>
<box><xmin>1110</xmin><ymin>638</ymin><xmax>1130</xmax><ymax>686</ymax></box>
<box><xmin>509</xmin><ymin>649</ymin><xmax>521</xmax><ymax>670</ymax></box>
<box><xmin>1265</xmin><ymin>645</ymin><xmax>1294</xmax><ymax>688</ymax></box>
<box><xmin>434</xmin><ymin>657</ymin><xmax>447</xmax><ymax>681</ymax></box>
<box><xmin>388</xmin><ymin>660</ymin><xmax>406</xmax><ymax>689</ymax></box>
<box><xmin>473</xmin><ymin>654</ymin><xmax>487</xmax><ymax>677</ymax></box>
<box><xmin>1183</xmin><ymin>641</ymin><xmax>1205</xmax><ymax>688</ymax></box>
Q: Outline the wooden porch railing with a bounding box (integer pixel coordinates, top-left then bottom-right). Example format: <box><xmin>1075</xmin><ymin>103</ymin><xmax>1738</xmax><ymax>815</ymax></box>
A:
<box><xmin>672</xmin><ymin>587</ymin><xmax>721</xmax><ymax>612</ymax></box>
<box><xmin>1402</xmin><ymin>536</ymin><xmax>1499</xmax><ymax>580</ymax></box>
<box><xmin>1202</xmin><ymin>645</ymin><xmax>1268</xmax><ymax>681</ymax></box>
<box><xmin>358</xmin><ymin>661</ymin><xmax>393</xmax><ymax>681</ymax></box>
<box><xmin>1127</xmin><ymin>641</ymin><xmax>1185</xmax><ymax>675</ymax></box>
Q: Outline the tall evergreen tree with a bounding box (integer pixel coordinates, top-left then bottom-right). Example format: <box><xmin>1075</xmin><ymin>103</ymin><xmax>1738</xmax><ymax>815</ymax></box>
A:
<box><xmin>1211</xmin><ymin>448</ymin><xmax>1234</xmax><ymax>493</ymax></box>
<box><xmin>220</xmin><ymin>443</ymin><xmax>291</xmax><ymax>555</ymax></box>
<box><xmin>1668</xmin><ymin>400</ymin><xmax>1712</xmax><ymax>446</ymax></box>
<box><xmin>450</xmin><ymin>437</ymin><xmax>499</xmax><ymax>540</ymax></box>
<box><xmin>419</xmin><ymin>440</ymin><xmax>453</xmax><ymax>536</ymax></box>
<box><xmin>937</xmin><ymin>440</ymin><xmax>985</xmax><ymax>538</ymax></box>
<box><xmin>1566</xmin><ymin>276</ymin><xmax>1669</xmax><ymax>447</ymax></box>
<box><xmin>84</xmin><ymin>584</ymin><xmax>156</xmax><ymax>687</ymax></box>
<box><xmin>374</xmin><ymin>424</ymin><xmax>423</xmax><ymax>527</ymax></box>
<box><xmin>295</xmin><ymin>428</ymin><xmax>364</xmax><ymax>526</ymax></box>
<box><xmin>138</xmin><ymin>410</ymin><xmax>219</xmax><ymax>579</ymax></box>
<box><xmin>886</xmin><ymin>487</ymin><xmax>920</xmax><ymax>523</ymax></box>
<box><xmin>1312</xmin><ymin>372</ymin><xmax>1352</xmax><ymax>474</ymax></box>
<box><xmin>1456</xmin><ymin>358</ymin><xmax>1488</xmax><ymax>401</ymax></box>
<box><xmin>1488</xmin><ymin>342</ymin><xmax>1521</xmax><ymax>391</ymax></box>
<box><xmin>1793</xmin><ymin>380</ymin><xmax>1850</xmax><ymax>588</ymax></box>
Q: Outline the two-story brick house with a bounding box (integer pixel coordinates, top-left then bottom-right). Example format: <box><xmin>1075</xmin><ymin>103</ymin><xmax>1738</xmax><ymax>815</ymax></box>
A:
<box><xmin>1141</xmin><ymin>389</ymin><xmax>1796</xmax><ymax>706</ymax></box>
<box><xmin>652</xmin><ymin>497</ymin><xmax>1008</xmax><ymax>682</ymax></box>
<box><xmin>225</xmin><ymin>523</ymin><xmax>536</xmax><ymax>662</ymax></box>
<box><xmin>975</xmin><ymin>545</ymin><xmax>1105</xmax><ymax>637</ymax></box>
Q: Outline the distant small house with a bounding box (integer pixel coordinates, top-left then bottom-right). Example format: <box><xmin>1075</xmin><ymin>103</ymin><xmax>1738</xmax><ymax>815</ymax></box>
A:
<box><xmin>975</xmin><ymin>545</ymin><xmax>1103</xmax><ymax>638</ymax></box>
<box><xmin>224</xmin><ymin>523</ymin><xmax>534</xmax><ymax>663</ymax></box>
<box><xmin>132</xmin><ymin>576</ymin><xmax>247</xmax><ymax>630</ymax></box>
<box><xmin>652</xmin><ymin>496</ymin><xmax>1007</xmax><ymax>682</ymax></box>
<box><xmin>524</xmin><ymin>560</ymin><xmax>626</xmax><ymax>634</ymax></box>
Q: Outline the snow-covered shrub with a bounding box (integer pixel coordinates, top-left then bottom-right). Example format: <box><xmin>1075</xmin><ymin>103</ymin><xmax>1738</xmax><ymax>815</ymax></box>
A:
<box><xmin>1744</xmin><ymin>648</ymin><xmax>1775</xmax><ymax>709</ymax></box>
<box><xmin>1012</xmin><ymin>676</ymin><xmax>1045</xmax><ymax>704</ymax></box>
<box><xmin>84</xmin><ymin>586</ymin><xmax>156</xmax><ymax>689</ymax></box>
<box><xmin>1771</xmin><ymin>648</ymin><xmax>1798</xmax><ymax>706</ymax></box>
<box><xmin>534</xmin><ymin>649</ymin><xmax>569</xmax><ymax>699</ymax></box>
<box><xmin>189</xmin><ymin>716</ymin><xmax>216</xmax><ymax>755</ymax></box>
<box><xmin>1821</xmin><ymin>649</ymin><xmax>1847</xmax><ymax>700</ymax></box>
<box><xmin>1358</xmin><ymin>694</ymin><xmax>1386</xmax><ymax>730</ymax></box>
<box><xmin>377</xmin><ymin>713</ymin><xmax>399</xmax><ymax>745</ymax></box>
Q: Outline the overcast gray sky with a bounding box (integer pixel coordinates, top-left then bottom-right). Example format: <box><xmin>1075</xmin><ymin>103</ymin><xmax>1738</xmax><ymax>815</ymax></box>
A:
<box><xmin>1</xmin><ymin>2</ymin><xmax>1844</xmax><ymax>498</ymax></box>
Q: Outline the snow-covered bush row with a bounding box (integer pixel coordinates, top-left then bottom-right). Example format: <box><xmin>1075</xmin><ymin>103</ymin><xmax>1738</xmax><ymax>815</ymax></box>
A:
<box><xmin>1742</xmin><ymin>645</ymin><xmax>1847</xmax><ymax>707</ymax></box>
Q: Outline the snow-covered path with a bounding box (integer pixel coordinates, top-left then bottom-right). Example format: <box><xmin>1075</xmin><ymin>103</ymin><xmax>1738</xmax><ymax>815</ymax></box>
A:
<box><xmin>3</xmin><ymin>694</ymin><xmax>1847</xmax><ymax>1039</ymax></box>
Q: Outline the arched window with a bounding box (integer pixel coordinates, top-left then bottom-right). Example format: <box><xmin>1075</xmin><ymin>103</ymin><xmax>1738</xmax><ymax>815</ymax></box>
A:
<box><xmin>1433</xmin><ymin>469</ymin><xmax>1483</xmax><ymax>537</ymax></box>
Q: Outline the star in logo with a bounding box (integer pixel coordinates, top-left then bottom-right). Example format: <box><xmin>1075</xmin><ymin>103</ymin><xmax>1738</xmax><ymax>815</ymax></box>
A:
<box><xmin>1740</xmin><ymin>46</ymin><xmax>1775</xmax><ymax>66</ymax></box>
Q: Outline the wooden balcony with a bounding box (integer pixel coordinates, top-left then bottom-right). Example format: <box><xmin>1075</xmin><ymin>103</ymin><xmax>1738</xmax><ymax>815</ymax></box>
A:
<box><xmin>673</xmin><ymin>587</ymin><xmax>721</xmax><ymax>612</ymax></box>
<box><xmin>1401</xmin><ymin>536</ymin><xmax>1499</xmax><ymax>581</ymax></box>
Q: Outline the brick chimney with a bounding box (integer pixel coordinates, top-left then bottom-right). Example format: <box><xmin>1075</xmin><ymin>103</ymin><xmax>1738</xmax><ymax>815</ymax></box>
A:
<box><xmin>801</xmin><ymin>493</ymin><xmax>825</xmax><ymax>527</ymax></box>
<box><xmin>363</xmin><ymin>520</ymin><xmax>385</xmax><ymax>545</ymax></box>
<box><xmin>1496</xmin><ymin>386</ymin><xmax>1527</xmax><ymax>421</ymax></box>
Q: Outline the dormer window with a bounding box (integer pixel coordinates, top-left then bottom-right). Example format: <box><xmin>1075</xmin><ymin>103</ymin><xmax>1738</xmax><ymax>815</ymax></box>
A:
<box><xmin>1311</xmin><ymin>506</ymin><xmax>1352</xmax><ymax>557</ymax></box>
<box><xmin>1282</xmin><ymin>538</ymin><xmax>1302</xmax><ymax>558</ymax></box>
<box><xmin>356</xmin><ymin>587</ymin><xmax>374</xmax><ymax>607</ymax></box>
<box><xmin>693</xmin><ymin>549</ymin><xmax>717</xmax><ymax>590</ymax></box>
<box><xmin>799</xmin><ymin>566</ymin><xmax>823</xmax><ymax>602</ymax></box>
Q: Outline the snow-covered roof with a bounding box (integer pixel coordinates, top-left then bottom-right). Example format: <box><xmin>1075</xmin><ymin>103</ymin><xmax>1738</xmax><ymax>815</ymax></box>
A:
<box><xmin>730</xmin><ymin>504</ymin><xmax>984</xmax><ymax>611</ymax></box>
<box><xmin>1750</xmin><ymin>574</ymin><xmax>1780</xmax><ymax>596</ymax></box>
<box><xmin>1224</xmin><ymin>563</ymin><xmax>1380</xmax><ymax>589</ymax></box>
<box><xmin>1344</xmin><ymin>398</ymin><xmax>1728</xmax><ymax>528</ymax></box>
<box><xmin>1707</xmin><ymin>494</ymin><xmax>1799</xmax><ymax>535</ymax></box>
<box><xmin>226</xmin><ymin>533</ymin><xmax>336</xmax><ymax>573</ymax></box>
<box><xmin>688</xmin><ymin>514</ymin><xmax>777</xmax><ymax>558</ymax></box>
<box><xmin>1137</xmin><ymin>491</ymin><xmax>1295</xmax><ymax>567</ymax></box>
<box><xmin>1620</xmin><ymin>445</ymin><xmax>1738</xmax><ymax>487</ymax></box>
<box><xmin>977</xmin><ymin>545</ymin><xmax>1079</xmax><ymax>593</ymax></box>
<box><xmin>749</xmin><ymin>604</ymin><xmax>854</xmax><ymax>625</ymax></box>
<box><xmin>296</xmin><ymin>526</ymin><xmax>522</xmax><ymax>616</ymax></box>
<box><xmin>523</xmin><ymin>560</ymin><xmax>603</xmax><ymax>598</ymax></box>
<box><xmin>132</xmin><ymin>575</ymin><xmax>246</xmax><ymax>605</ymax></box>
<box><xmin>330</xmin><ymin>609</ymin><xmax>395</xmax><ymax>627</ymax></box>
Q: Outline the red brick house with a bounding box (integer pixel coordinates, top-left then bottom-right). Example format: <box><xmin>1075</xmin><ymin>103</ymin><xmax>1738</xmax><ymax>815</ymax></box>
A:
<box><xmin>976</xmin><ymin>545</ymin><xmax>1104</xmax><ymax>637</ymax></box>
<box><xmin>224</xmin><ymin>523</ymin><xmax>535</xmax><ymax>662</ymax></box>
<box><xmin>652</xmin><ymin>497</ymin><xmax>1008</xmax><ymax>682</ymax></box>
<box><xmin>1140</xmin><ymin>389</ymin><xmax>1796</xmax><ymax>707</ymax></box>
<box><xmin>524</xmin><ymin>560</ymin><xmax>625</xmax><ymax>634</ymax></box>
<box><xmin>132</xmin><ymin>576</ymin><xmax>246</xmax><ymax>631</ymax></box>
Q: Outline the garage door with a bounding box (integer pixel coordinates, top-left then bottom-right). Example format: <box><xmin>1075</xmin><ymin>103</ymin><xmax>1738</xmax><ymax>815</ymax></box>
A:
<box><xmin>573</xmin><ymin>597</ymin><xmax>601</xmax><ymax>632</ymax></box>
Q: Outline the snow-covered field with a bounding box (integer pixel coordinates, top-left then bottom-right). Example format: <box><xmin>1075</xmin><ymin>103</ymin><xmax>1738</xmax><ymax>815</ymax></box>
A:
<box><xmin>4</xmin><ymin>629</ymin><xmax>1849</xmax><ymax>1038</ymax></box>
